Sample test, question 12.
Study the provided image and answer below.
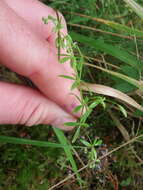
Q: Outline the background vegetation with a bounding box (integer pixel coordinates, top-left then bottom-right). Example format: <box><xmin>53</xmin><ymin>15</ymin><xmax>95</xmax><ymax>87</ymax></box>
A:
<box><xmin>0</xmin><ymin>0</ymin><xmax>143</xmax><ymax>189</ymax></box>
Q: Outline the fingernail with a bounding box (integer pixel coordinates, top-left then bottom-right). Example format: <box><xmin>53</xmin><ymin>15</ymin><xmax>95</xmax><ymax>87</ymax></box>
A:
<box><xmin>51</xmin><ymin>116</ymin><xmax>76</xmax><ymax>131</ymax></box>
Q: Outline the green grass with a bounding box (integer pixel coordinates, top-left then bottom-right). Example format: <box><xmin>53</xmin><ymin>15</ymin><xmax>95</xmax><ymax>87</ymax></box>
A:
<box><xmin>0</xmin><ymin>0</ymin><xmax>143</xmax><ymax>189</ymax></box>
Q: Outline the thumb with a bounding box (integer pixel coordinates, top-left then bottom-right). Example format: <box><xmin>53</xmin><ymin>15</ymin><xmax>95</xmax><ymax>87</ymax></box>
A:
<box><xmin>0</xmin><ymin>82</ymin><xmax>76</xmax><ymax>131</ymax></box>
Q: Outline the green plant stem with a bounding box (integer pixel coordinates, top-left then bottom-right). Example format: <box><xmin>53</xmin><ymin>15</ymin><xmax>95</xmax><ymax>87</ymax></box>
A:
<box><xmin>48</xmin><ymin>134</ymin><xmax>143</xmax><ymax>190</ymax></box>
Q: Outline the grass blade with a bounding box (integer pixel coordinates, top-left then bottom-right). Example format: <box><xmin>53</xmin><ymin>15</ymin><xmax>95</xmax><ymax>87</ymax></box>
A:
<box><xmin>70</xmin><ymin>32</ymin><xmax>142</xmax><ymax>70</ymax></box>
<box><xmin>69</xmin><ymin>23</ymin><xmax>135</xmax><ymax>40</ymax></box>
<box><xmin>69</xmin><ymin>12</ymin><xmax>143</xmax><ymax>37</ymax></box>
<box><xmin>53</xmin><ymin>127</ymin><xmax>82</xmax><ymax>184</ymax></box>
<box><xmin>0</xmin><ymin>135</ymin><xmax>69</xmax><ymax>148</ymax></box>
<box><xmin>84</xmin><ymin>62</ymin><xmax>143</xmax><ymax>91</ymax></box>
<box><xmin>124</xmin><ymin>0</ymin><xmax>143</xmax><ymax>19</ymax></box>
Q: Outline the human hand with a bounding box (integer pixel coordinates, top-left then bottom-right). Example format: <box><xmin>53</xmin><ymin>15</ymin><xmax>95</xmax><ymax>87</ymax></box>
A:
<box><xmin>0</xmin><ymin>0</ymin><xmax>81</xmax><ymax>130</ymax></box>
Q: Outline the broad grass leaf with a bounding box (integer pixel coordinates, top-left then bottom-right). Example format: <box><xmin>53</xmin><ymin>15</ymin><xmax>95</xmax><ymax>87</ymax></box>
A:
<box><xmin>53</xmin><ymin>127</ymin><xmax>82</xmax><ymax>184</ymax></box>
<box><xmin>114</xmin><ymin>82</ymin><xmax>136</xmax><ymax>93</ymax></box>
<box><xmin>120</xmin><ymin>65</ymin><xmax>139</xmax><ymax>79</ymax></box>
<box><xmin>124</xmin><ymin>0</ymin><xmax>143</xmax><ymax>20</ymax></box>
<box><xmin>70</xmin><ymin>32</ymin><xmax>142</xmax><ymax>70</ymax></box>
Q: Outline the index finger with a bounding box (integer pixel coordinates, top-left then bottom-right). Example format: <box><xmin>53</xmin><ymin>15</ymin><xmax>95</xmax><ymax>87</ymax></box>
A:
<box><xmin>3</xmin><ymin>0</ymin><xmax>76</xmax><ymax>76</ymax></box>
<box><xmin>0</xmin><ymin>1</ymin><xmax>81</xmax><ymax>116</ymax></box>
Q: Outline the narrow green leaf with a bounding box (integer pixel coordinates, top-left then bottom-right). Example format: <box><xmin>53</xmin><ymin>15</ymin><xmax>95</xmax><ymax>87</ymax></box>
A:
<box><xmin>59</xmin><ymin>75</ymin><xmax>75</xmax><ymax>80</ymax></box>
<box><xmin>70</xmin><ymin>16</ymin><xmax>90</xmax><ymax>24</ymax></box>
<box><xmin>106</xmin><ymin>20</ymin><xmax>143</xmax><ymax>37</ymax></box>
<box><xmin>70</xmin><ymin>13</ymin><xmax>143</xmax><ymax>37</ymax></box>
<box><xmin>64</xmin><ymin>122</ymin><xmax>78</xmax><ymax>126</ymax></box>
<box><xmin>64</xmin><ymin>122</ymin><xmax>88</xmax><ymax>127</ymax></box>
<box><xmin>92</xmin><ymin>148</ymin><xmax>97</xmax><ymax>161</ymax></box>
<box><xmin>53</xmin><ymin>127</ymin><xmax>82</xmax><ymax>184</ymax></box>
<box><xmin>72</xmin><ymin>126</ymin><xmax>81</xmax><ymax>143</ymax></box>
<box><xmin>118</xmin><ymin>104</ymin><xmax>128</xmax><ymax>117</ymax></box>
<box><xmin>0</xmin><ymin>135</ymin><xmax>67</xmax><ymax>148</ymax></box>
<box><xmin>84</xmin><ymin>62</ymin><xmax>143</xmax><ymax>91</ymax></box>
<box><xmin>73</xmin><ymin>105</ymin><xmax>83</xmax><ymax>113</ymax></box>
<box><xmin>80</xmin><ymin>123</ymin><xmax>89</xmax><ymax>127</ymax></box>
<box><xmin>80</xmin><ymin>139</ymin><xmax>91</xmax><ymax>147</ymax></box>
<box><xmin>89</xmin><ymin>98</ymin><xmax>104</xmax><ymax>109</ymax></box>
<box><xmin>102</xmin><ymin>67</ymin><xmax>143</xmax><ymax>91</ymax></box>
<box><xmin>114</xmin><ymin>82</ymin><xmax>136</xmax><ymax>93</ymax></box>
<box><xmin>124</xmin><ymin>0</ymin><xmax>143</xmax><ymax>20</ymax></box>
<box><xmin>71</xmin><ymin>80</ymin><xmax>80</xmax><ymax>90</ymax></box>
<box><xmin>94</xmin><ymin>139</ymin><xmax>102</xmax><ymax>146</ymax></box>
<box><xmin>70</xmin><ymin>32</ymin><xmax>142</xmax><ymax>70</ymax></box>
<box><xmin>120</xmin><ymin>65</ymin><xmax>139</xmax><ymax>79</ymax></box>
<box><xmin>60</xmin><ymin>56</ymin><xmax>71</xmax><ymax>64</ymax></box>
<box><xmin>42</xmin><ymin>17</ymin><xmax>49</xmax><ymax>24</ymax></box>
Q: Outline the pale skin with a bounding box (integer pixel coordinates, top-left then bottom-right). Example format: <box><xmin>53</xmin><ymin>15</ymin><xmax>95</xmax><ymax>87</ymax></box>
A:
<box><xmin>0</xmin><ymin>0</ymin><xmax>81</xmax><ymax>130</ymax></box>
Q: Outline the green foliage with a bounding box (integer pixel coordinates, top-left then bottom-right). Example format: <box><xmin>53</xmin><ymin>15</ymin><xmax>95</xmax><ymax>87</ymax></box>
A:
<box><xmin>124</xmin><ymin>0</ymin><xmax>143</xmax><ymax>19</ymax></box>
<box><xmin>53</xmin><ymin>127</ymin><xmax>82</xmax><ymax>185</ymax></box>
<box><xmin>1</xmin><ymin>0</ymin><xmax>143</xmax><ymax>189</ymax></box>
<box><xmin>70</xmin><ymin>32</ymin><xmax>142</xmax><ymax>70</ymax></box>
<box><xmin>0</xmin><ymin>141</ymin><xmax>60</xmax><ymax>190</ymax></box>
<box><xmin>120</xmin><ymin>177</ymin><xmax>132</xmax><ymax>187</ymax></box>
<box><xmin>0</xmin><ymin>135</ymin><xmax>70</xmax><ymax>148</ymax></box>
<box><xmin>80</xmin><ymin>137</ymin><xmax>102</xmax><ymax>168</ymax></box>
<box><xmin>72</xmin><ymin>97</ymin><xmax>106</xmax><ymax>143</ymax></box>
